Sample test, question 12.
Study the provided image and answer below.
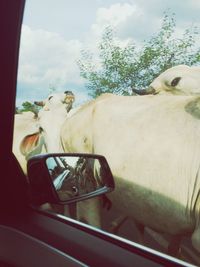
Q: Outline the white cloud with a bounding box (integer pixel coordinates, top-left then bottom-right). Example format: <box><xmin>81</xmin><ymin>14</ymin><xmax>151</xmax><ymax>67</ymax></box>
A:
<box><xmin>18</xmin><ymin>3</ymin><xmax>146</xmax><ymax>94</ymax></box>
<box><xmin>87</xmin><ymin>2</ymin><xmax>162</xmax><ymax>51</ymax></box>
<box><xmin>190</xmin><ymin>0</ymin><xmax>200</xmax><ymax>9</ymax></box>
<box><xmin>81</xmin><ymin>3</ymin><xmax>144</xmax><ymax>64</ymax></box>
<box><xmin>18</xmin><ymin>25</ymin><xmax>83</xmax><ymax>87</ymax></box>
<box><xmin>91</xmin><ymin>3</ymin><xmax>140</xmax><ymax>37</ymax></box>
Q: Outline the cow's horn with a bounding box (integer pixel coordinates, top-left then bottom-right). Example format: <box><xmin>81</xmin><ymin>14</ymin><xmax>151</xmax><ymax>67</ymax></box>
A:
<box><xmin>64</xmin><ymin>90</ymin><xmax>74</xmax><ymax>95</ymax></box>
<box><xmin>34</xmin><ymin>101</ymin><xmax>44</xmax><ymax>106</ymax></box>
<box><xmin>132</xmin><ymin>86</ymin><xmax>156</xmax><ymax>95</ymax></box>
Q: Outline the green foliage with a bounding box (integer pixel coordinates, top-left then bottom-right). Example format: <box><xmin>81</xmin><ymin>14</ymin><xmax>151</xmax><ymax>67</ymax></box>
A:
<box><xmin>15</xmin><ymin>107</ymin><xmax>22</xmax><ymax>114</ymax></box>
<box><xmin>17</xmin><ymin>101</ymin><xmax>39</xmax><ymax>115</ymax></box>
<box><xmin>77</xmin><ymin>11</ymin><xmax>200</xmax><ymax>97</ymax></box>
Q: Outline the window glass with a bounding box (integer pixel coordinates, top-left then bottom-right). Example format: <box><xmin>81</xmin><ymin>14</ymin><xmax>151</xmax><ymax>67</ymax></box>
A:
<box><xmin>14</xmin><ymin>1</ymin><xmax>200</xmax><ymax>266</ymax></box>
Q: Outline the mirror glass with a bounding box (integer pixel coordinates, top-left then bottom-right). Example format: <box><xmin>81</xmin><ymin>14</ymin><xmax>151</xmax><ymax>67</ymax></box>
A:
<box><xmin>46</xmin><ymin>155</ymin><xmax>110</xmax><ymax>202</ymax></box>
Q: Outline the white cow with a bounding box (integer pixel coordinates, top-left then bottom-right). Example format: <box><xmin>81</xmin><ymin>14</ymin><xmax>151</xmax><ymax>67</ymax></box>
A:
<box><xmin>132</xmin><ymin>65</ymin><xmax>200</xmax><ymax>96</ymax></box>
<box><xmin>34</xmin><ymin>91</ymin><xmax>76</xmax><ymax>153</ymax></box>
<box><xmin>13</xmin><ymin>91</ymin><xmax>76</xmax><ymax>215</ymax></box>
<box><xmin>13</xmin><ymin>91</ymin><xmax>75</xmax><ymax>172</ymax></box>
<box><xmin>13</xmin><ymin>111</ymin><xmax>44</xmax><ymax>173</ymax></box>
<box><xmin>60</xmin><ymin>93</ymin><xmax>200</xmax><ymax>256</ymax></box>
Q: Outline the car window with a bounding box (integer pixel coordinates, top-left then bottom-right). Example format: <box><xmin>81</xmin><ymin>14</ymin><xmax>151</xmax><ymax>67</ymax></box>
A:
<box><xmin>14</xmin><ymin>1</ymin><xmax>200</xmax><ymax>266</ymax></box>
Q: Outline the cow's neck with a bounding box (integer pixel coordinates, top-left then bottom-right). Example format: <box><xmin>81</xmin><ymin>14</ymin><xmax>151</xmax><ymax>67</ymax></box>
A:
<box><xmin>39</xmin><ymin>106</ymin><xmax>68</xmax><ymax>153</ymax></box>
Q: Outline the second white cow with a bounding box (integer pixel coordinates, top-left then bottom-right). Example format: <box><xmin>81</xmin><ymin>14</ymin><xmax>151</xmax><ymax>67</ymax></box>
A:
<box><xmin>60</xmin><ymin>93</ymin><xmax>200</xmax><ymax>256</ymax></box>
<box><xmin>132</xmin><ymin>65</ymin><xmax>200</xmax><ymax>96</ymax></box>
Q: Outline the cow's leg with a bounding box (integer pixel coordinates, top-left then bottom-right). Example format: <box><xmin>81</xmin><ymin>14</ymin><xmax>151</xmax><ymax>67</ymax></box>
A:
<box><xmin>191</xmin><ymin>218</ymin><xmax>200</xmax><ymax>254</ymax></box>
<box><xmin>134</xmin><ymin>221</ymin><xmax>145</xmax><ymax>245</ymax></box>
<box><xmin>68</xmin><ymin>203</ymin><xmax>77</xmax><ymax>218</ymax></box>
<box><xmin>109</xmin><ymin>217</ymin><xmax>145</xmax><ymax>243</ymax></box>
<box><xmin>51</xmin><ymin>204</ymin><xmax>65</xmax><ymax>214</ymax></box>
<box><xmin>40</xmin><ymin>202</ymin><xmax>75</xmax><ymax>219</ymax></box>
<box><xmin>62</xmin><ymin>203</ymin><xmax>77</xmax><ymax>218</ymax></box>
<box><xmin>76</xmin><ymin>197</ymin><xmax>102</xmax><ymax>228</ymax></box>
<box><xmin>102</xmin><ymin>195</ymin><xmax>112</xmax><ymax>210</ymax></box>
<box><xmin>167</xmin><ymin>235</ymin><xmax>182</xmax><ymax>257</ymax></box>
<box><xmin>109</xmin><ymin>215</ymin><xmax>128</xmax><ymax>234</ymax></box>
<box><xmin>41</xmin><ymin>203</ymin><xmax>65</xmax><ymax>214</ymax></box>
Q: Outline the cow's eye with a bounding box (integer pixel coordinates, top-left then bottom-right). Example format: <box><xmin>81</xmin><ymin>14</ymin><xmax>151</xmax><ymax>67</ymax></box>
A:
<box><xmin>48</xmin><ymin>96</ymin><xmax>53</xmax><ymax>101</ymax></box>
<box><xmin>171</xmin><ymin>77</ymin><xmax>181</xmax><ymax>87</ymax></box>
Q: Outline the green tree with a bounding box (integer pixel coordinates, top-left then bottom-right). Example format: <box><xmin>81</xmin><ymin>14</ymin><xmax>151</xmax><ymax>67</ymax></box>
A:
<box><xmin>77</xmin><ymin>12</ymin><xmax>200</xmax><ymax>98</ymax></box>
<box><xmin>18</xmin><ymin>101</ymin><xmax>39</xmax><ymax>115</ymax></box>
<box><xmin>15</xmin><ymin>106</ymin><xmax>22</xmax><ymax>114</ymax></box>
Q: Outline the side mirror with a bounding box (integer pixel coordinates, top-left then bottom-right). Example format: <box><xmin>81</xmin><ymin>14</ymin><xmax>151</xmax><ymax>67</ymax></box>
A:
<box><xmin>27</xmin><ymin>153</ymin><xmax>114</xmax><ymax>205</ymax></box>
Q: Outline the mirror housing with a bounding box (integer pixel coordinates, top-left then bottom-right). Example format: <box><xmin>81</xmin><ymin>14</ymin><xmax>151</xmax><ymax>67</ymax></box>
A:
<box><xmin>27</xmin><ymin>153</ymin><xmax>114</xmax><ymax>205</ymax></box>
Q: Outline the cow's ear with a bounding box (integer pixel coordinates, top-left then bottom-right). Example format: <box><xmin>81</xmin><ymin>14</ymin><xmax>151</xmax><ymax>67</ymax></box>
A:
<box><xmin>20</xmin><ymin>132</ymin><xmax>43</xmax><ymax>159</ymax></box>
<box><xmin>171</xmin><ymin>77</ymin><xmax>181</xmax><ymax>87</ymax></box>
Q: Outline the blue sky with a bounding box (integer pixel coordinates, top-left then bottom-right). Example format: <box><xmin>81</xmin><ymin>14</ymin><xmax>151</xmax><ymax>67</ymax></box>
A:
<box><xmin>16</xmin><ymin>0</ymin><xmax>200</xmax><ymax>107</ymax></box>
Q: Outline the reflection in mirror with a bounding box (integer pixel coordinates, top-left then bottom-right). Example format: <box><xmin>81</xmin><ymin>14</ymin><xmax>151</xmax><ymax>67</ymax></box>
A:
<box><xmin>46</xmin><ymin>156</ymin><xmax>108</xmax><ymax>202</ymax></box>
